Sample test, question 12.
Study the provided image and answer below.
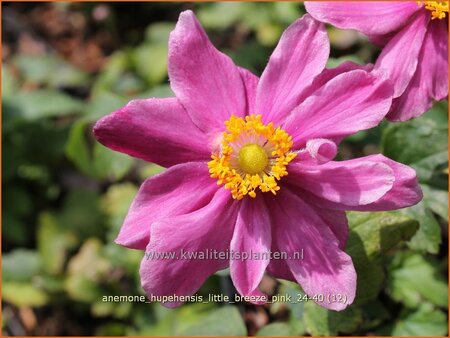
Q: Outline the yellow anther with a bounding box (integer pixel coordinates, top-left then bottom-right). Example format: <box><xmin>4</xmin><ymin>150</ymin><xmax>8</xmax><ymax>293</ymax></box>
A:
<box><xmin>208</xmin><ymin>114</ymin><xmax>296</xmax><ymax>200</ymax></box>
<box><xmin>419</xmin><ymin>1</ymin><xmax>449</xmax><ymax>19</ymax></box>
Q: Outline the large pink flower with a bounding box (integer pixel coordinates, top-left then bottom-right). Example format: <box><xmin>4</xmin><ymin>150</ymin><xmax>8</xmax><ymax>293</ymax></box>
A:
<box><xmin>93</xmin><ymin>11</ymin><xmax>422</xmax><ymax>311</ymax></box>
<box><xmin>305</xmin><ymin>1</ymin><xmax>449</xmax><ymax>121</ymax></box>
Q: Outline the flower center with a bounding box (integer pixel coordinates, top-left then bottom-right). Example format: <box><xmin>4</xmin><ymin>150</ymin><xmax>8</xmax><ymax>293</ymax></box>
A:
<box><xmin>208</xmin><ymin>114</ymin><xmax>297</xmax><ymax>200</ymax></box>
<box><xmin>419</xmin><ymin>1</ymin><xmax>449</xmax><ymax>19</ymax></box>
<box><xmin>238</xmin><ymin>144</ymin><xmax>269</xmax><ymax>174</ymax></box>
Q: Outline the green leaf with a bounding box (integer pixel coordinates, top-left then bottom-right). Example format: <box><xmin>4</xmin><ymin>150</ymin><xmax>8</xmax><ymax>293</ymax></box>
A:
<box><xmin>403</xmin><ymin>184</ymin><xmax>445</xmax><ymax>253</ymax></box>
<box><xmin>2</xmin><ymin>213</ymin><xmax>28</xmax><ymax>246</ymax></box>
<box><xmin>10</xmin><ymin>90</ymin><xmax>84</xmax><ymax>121</ymax></box>
<box><xmin>413</xmin><ymin>150</ymin><xmax>448</xmax><ymax>182</ymax></box>
<box><xmin>2</xmin><ymin>64</ymin><xmax>18</xmax><ymax>99</ymax></box>
<box><xmin>65</xmin><ymin>239</ymin><xmax>111</xmax><ymax>302</ymax></box>
<box><xmin>386</xmin><ymin>253</ymin><xmax>448</xmax><ymax>309</ymax></box>
<box><xmin>101</xmin><ymin>183</ymin><xmax>138</xmax><ymax>220</ymax></box>
<box><xmin>84</xmin><ymin>91</ymin><xmax>128</xmax><ymax>121</ymax></box>
<box><xmin>96</xmin><ymin>323</ymin><xmax>128</xmax><ymax>336</ymax></box>
<box><xmin>4</xmin><ymin>186</ymin><xmax>33</xmax><ymax>218</ymax></box>
<box><xmin>37</xmin><ymin>212</ymin><xmax>74</xmax><ymax>275</ymax></box>
<box><xmin>256</xmin><ymin>323</ymin><xmax>294</xmax><ymax>336</ymax></box>
<box><xmin>346</xmin><ymin>211</ymin><xmax>419</xmax><ymax>304</ymax></box>
<box><xmin>228</xmin><ymin>41</ymin><xmax>270</xmax><ymax>73</ymax></box>
<box><xmin>272</xmin><ymin>2</ymin><xmax>302</xmax><ymax>24</ymax></box>
<box><xmin>347</xmin><ymin>211</ymin><xmax>419</xmax><ymax>260</ymax></box>
<box><xmin>179</xmin><ymin>306</ymin><xmax>247</xmax><ymax>336</ymax></box>
<box><xmin>145</xmin><ymin>22</ymin><xmax>174</xmax><ymax>44</ymax></box>
<box><xmin>422</xmin><ymin>184</ymin><xmax>448</xmax><ymax>221</ymax></box>
<box><xmin>3</xmin><ymin>249</ymin><xmax>42</xmax><ymax>282</ymax></box>
<box><xmin>256</xmin><ymin>23</ymin><xmax>283</xmax><ymax>47</ymax></box>
<box><xmin>359</xmin><ymin>300</ymin><xmax>390</xmax><ymax>331</ymax></box>
<box><xmin>92</xmin><ymin>51</ymin><xmax>142</xmax><ymax>96</ymax></box>
<box><xmin>326</xmin><ymin>55</ymin><xmax>363</xmax><ymax>69</ymax></box>
<box><xmin>3</xmin><ymin>282</ymin><xmax>49</xmax><ymax>307</ymax></box>
<box><xmin>139</xmin><ymin>164</ymin><xmax>165</xmax><ymax>180</ymax></box>
<box><xmin>138</xmin><ymin>84</ymin><xmax>174</xmax><ymax>99</ymax></box>
<box><xmin>197</xmin><ymin>2</ymin><xmax>248</xmax><ymax>29</ymax></box>
<box><xmin>403</xmin><ymin>200</ymin><xmax>441</xmax><ymax>254</ymax></box>
<box><xmin>304</xmin><ymin>301</ymin><xmax>362</xmax><ymax>336</ymax></box>
<box><xmin>132</xmin><ymin>44</ymin><xmax>168</xmax><ymax>86</ymax></box>
<box><xmin>58</xmin><ymin>189</ymin><xmax>104</xmax><ymax>239</ymax></box>
<box><xmin>93</xmin><ymin>142</ymin><xmax>134</xmax><ymax>180</ymax></box>
<box><xmin>65</xmin><ymin>120</ymin><xmax>95</xmax><ymax>177</ymax></box>
<box><xmin>382</xmin><ymin>106</ymin><xmax>447</xmax><ymax>165</ymax></box>
<box><xmin>65</xmin><ymin>119</ymin><xmax>134</xmax><ymax>180</ymax></box>
<box><xmin>382</xmin><ymin>104</ymin><xmax>448</xmax><ymax>186</ymax></box>
<box><xmin>390</xmin><ymin>304</ymin><xmax>447</xmax><ymax>336</ymax></box>
<box><xmin>13</xmin><ymin>54</ymin><xmax>89</xmax><ymax>87</ymax></box>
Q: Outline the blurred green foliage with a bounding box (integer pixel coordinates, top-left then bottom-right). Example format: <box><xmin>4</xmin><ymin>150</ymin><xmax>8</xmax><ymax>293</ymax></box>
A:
<box><xmin>2</xmin><ymin>2</ymin><xmax>448</xmax><ymax>336</ymax></box>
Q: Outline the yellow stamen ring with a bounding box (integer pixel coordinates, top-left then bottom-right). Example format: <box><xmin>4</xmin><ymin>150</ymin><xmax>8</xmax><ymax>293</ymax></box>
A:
<box><xmin>208</xmin><ymin>114</ymin><xmax>297</xmax><ymax>200</ymax></box>
<box><xmin>419</xmin><ymin>1</ymin><xmax>449</xmax><ymax>19</ymax></box>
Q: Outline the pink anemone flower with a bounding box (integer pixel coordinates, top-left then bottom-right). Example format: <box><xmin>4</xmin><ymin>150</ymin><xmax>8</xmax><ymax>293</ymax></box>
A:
<box><xmin>93</xmin><ymin>11</ymin><xmax>422</xmax><ymax>311</ymax></box>
<box><xmin>305</xmin><ymin>1</ymin><xmax>449</xmax><ymax>121</ymax></box>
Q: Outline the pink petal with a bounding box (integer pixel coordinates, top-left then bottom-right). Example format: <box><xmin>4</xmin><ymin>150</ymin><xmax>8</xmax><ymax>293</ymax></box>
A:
<box><xmin>115</xmin><ymin>162</ymin><xmax>218</xmax><ymax>250</ymax></box>
<box><xmin>282</xmin><ymin>69</ymin><xmax>393</xmax><ymax>148</ymax></box>
<box><xmin>316</xmin><ymin>207</ymin><xmax>349</xmax><ymax>250</ymax></box>
<box><xmin>297</xmin><ymin>60</ymin><xmax>374</xmax><ymax>103</ymax></box>
<box><xmin>387</xmin><ymin>20</ymin><xmax>448</xmax><ymax>121</ymax></box>
<box><xmin>93</xmin><ymin>98</ymin><xmax>211</xmax><ymax>167</ymax></box>
<box><xmin>256</xmin><ymin>14</ymin><xmax>329</xmax><ymax>126</ymax></box>
<box><xmin>266</xmin><ymin>248</ymin><xmax>295</xmax><ymax>282</ymax></box>
<box><xmin>305</xmin><ymin>1</ymin><xmax>420</xmax><ymax>36</ymax></box>
<box><xmin>270</xmin><ymin>189</ymin><xmax>356</xmax><ymax>311</ymax></box>
<box><xmin>283</xmin><ymin>186</ymin><xmax>349</xmax><ymax>250</ymax></box>
<box><xmin>230</xmin><ymin>195</ymin><xmax>271</xmax><ymax>296</ymax></box>
<box><xmin>239</xmin><ymin>67</ymin><xmax>259</xmax><ymax>115</ymax></box>
<box><xmin>168</xmin><ymin>10</ymin><xmax>246</xmax><ymax>133</ymax></box>
<box><xmin>140</xmin><ymin>188</ymin><xmax>238</xmax><ymax>307</ymax></box>
<box><xmin>368</xmin><ymin>31</ymin><xmax>397</xmax><ymax>47</ymax></box>
<box><xmin>374</xmin><ymin>11</ymin><xmax>429</xmax><ymax>97</ymax></box>
<box><xmin>345</xmin><ymin>155</ymin><xmax>423</xmax><ymax>211</ymax></box>
<box><xmin>296</xmin><ymin>139</ymin><xmax>338</xmax><ymax>165</ymax></box>
<box><xmin>286</xmin><ymin>158</ymin><xmax>395</xmax><ymax>206</ymax></box>
<box><xmin>424</xmin><ymin>20</ymin><xmax>448</xmax><ymax>101</ymax></box>
<box><xmin>293</xmin><ymin>155</ymin><xmax>422</xmax><ymax>211</ymax></box>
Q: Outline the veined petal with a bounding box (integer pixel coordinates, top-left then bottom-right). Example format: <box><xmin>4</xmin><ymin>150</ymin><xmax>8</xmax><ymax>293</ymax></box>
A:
<box><xmin>239</xmin><ymin>67</ymin><xmax>259</xmax><ymax>115</ymax></box>
<box><xmin>342</xmin><ymin>155</ymin><xmax>423</xmax><ymax>211</ymax></box>
<box><xmin>230</xmin><ymin>195</ymin><xmax>271</xmax><ymax>297</ymax></box>
<box><xmin>374</xmin><ymin>11</ymin><xmax>429</xmax><ymax>97</ymax></box>
<box><xmin>286</xmin><ymin>158</ymin><xmax>395</xmax><ymax>206</ymax></box>
<box><xmin>387</xmin><ymin>20</ymin><xmax>449</xmax><ymax>121</ymax></box>
<box><xmin>256</xmin><ymin>14</ymin><xmax>329</xmax><ymax>126</ymax></box>
<box><xmin>315</xmin><ymin>207</ymin><xmax>349</xmax><ymax>250</ymax></box>
<box><xmin>168</xmin><ymin>10</ymin><xmax>246</xmax><ymax>133</ymax></box>
<box><xmin>287</xmin><ymin>186</ymin><xmax>350</xmax><ymax>250</ymax></box>
<box><xmin>305</xmin><ymin>1</ymin><xmax>420</xmax><ymax>36</ymax></box>
<box><xmin>269</xmin><ymin>189</ymin><xmax>356</xmax><ymax>311</ymax></box>
<box><xmin>297</xmin><ymin>60</ymin><xmax>374</xmax><ymax>104</ymax></box>
<box><xmin>283</xmin><ymin>69</ymin><xmax>393</xmax><ymax>148</ymax></box>
<box><xmin>425</xmin><ymin>20</ymin><xmax>448</xmax><ymax>101</ymax></box>
<box><xmin>140</xmin><ymin>188</ymin><xmax>238</xmax><ymax>308</ymax></box>
<box><xmin>266</xmin><ymin>247</ymin><xmax>295</xmax><ymax>282</ymax></box>
<box><xmin>115</xmin><ymin>162</ymin><xmax>218</xmax><ymax>250</ymax></box>
<box><xmin>93</xmin><ymin>98</ymin><xmax>211</xmax><ymax>167</ymax></box>
<box><xmin>294</xmin><ymin>155</ymin><xmax>422</xmax><ymax>211</ymax></box>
